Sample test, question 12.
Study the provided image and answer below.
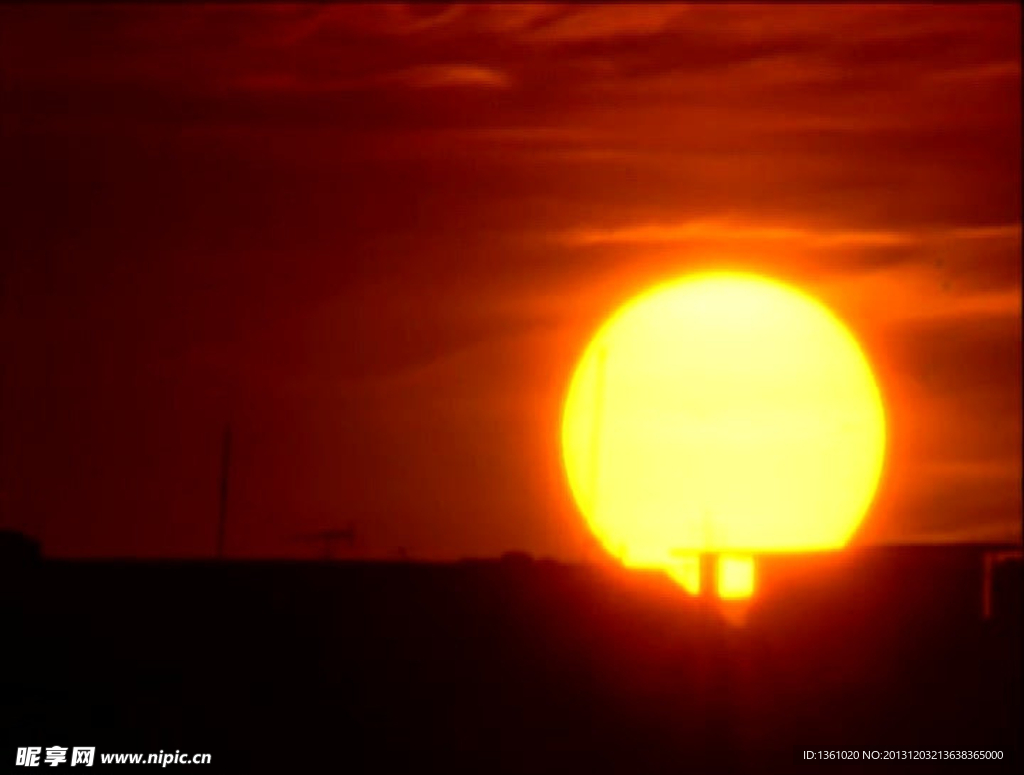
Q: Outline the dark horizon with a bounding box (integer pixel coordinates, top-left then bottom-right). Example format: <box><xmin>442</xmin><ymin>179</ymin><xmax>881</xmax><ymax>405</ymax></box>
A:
<box><xmin>4</xmin><ymin>543</ymin><xmax>1021</xmax><ymax>773</ymax></box>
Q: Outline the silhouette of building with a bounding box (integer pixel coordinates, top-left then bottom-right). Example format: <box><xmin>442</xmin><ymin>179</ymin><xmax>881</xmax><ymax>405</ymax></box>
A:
<box><xmin>0</xmin><ymin>530</ymin><xmax>41</xmax><ymax>565</ymax></box>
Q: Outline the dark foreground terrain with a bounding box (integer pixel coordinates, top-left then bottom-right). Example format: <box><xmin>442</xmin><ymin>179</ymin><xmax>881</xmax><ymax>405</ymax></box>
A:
<box><xmin>2</xmin><ymin>546</ymin><xmax>1020</xmax><ymax>774</ymax></box>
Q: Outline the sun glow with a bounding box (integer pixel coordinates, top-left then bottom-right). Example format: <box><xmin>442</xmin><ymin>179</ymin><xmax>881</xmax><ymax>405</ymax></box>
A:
<box><xmin>718</xmin><ymin>554</ymin><xmax>756</xmax><ymax>599</ymax></box>
<box><xmin>561</xmin><ymin>272</ymin><xmax>886</xmax><ymax>598</ymax></box>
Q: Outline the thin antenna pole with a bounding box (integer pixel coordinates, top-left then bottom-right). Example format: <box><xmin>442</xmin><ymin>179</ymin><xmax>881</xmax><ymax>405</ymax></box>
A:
<box><xmin>982</xmin><ymin>552</ymin><xmax>993</xmax><ymax>620</ymax></box>
<box><xmin>699</xmin><ymin>506</ymin><xmax>716</xmax><ymax>599</ymax></box>
<box><xmin>589</xmin><ymin>345</ymin><xmax>608</xmax><ymax>528</ymax></box>
<box><xmin>216</xmin><ymin>423</ymin><xmax>232</xmax><ymax>559</ymax></box>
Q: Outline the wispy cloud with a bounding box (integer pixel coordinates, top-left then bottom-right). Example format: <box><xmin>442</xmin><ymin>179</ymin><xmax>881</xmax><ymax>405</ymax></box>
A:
<box><xmin>945</xmin><ymin>224</ymin><xmax>1022</xmax><ymax>241</ymax></box>
<box><xmin>561</xmin><ymin>219</ymin><xmax>920</xmax><ymax>248</ymax></box>
<box><xmin>893</xmin><ymin>522</ymin><xmax>1021</xmax><ymax>545</ymax></box>
<box><xmin>934</xmin><ymin>287</ymin><xmax>1021</xmax><ymax>319</ymax></box>
<box><xmin>565</xmin><ymin>218</ymin><xmax>1019</xmax><ymax>247</ymax></box>
<box><xmin>388</xmin><ymin>64</ymin><xmax>512</xmax><ymax>89</ymax></box>
<box><xmin>814</xmin><ymin>257</ymin><xmax>1021</xmax><ymax>324</ymax></box>
<box><xmin>927</xmin><ymin>60</ymin><xmax>1021</xmax><ymax>84</ymax></box>
<box><xmin>920</xmin><ymin>460</ymin><xmax>1022</xmax><ymax>482</ymax></box>
<box><xmin>274</xmin><ymin>5</ymin><xmax>468</xmax><ymax>45</ymax></box>
<box><xmin>560</xmin><ymin>219</ymin><xmax>1021</xmax><ymax>250</ymax></box>
<box><xmin>518</xmin><ymin>4</ymin><xmax>689</xmax><ymax>44</ymax></box>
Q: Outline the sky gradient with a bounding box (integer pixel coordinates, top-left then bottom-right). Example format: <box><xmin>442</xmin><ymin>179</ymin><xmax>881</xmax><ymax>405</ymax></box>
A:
<box><xmin>1</xmin><ymin>3</ymin><xmax>1020</xmax><ymax>559</ymax></box>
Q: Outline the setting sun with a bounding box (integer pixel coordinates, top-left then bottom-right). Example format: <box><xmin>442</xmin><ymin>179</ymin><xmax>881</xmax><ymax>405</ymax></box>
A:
<box><xmin>562</xmin><ymin>272</ymin><xmax>887</xmax><ymax>597</ymax></box>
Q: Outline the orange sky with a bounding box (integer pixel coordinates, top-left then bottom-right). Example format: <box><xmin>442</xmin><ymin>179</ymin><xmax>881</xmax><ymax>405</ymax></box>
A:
<box><xmin>1</xmin><ymin>3</ymin><xmax>1020</xmax><ymax>559</ymax></box>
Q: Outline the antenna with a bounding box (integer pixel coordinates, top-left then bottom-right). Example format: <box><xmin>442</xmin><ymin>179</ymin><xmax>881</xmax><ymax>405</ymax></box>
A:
<box><xmin>216</xmin><ymin>423</ymin><xmax>232</xmax><ymax>559</ymax></box>
<box><xmin>589</xmin><ymin>345</ymin><xmax>608</xmax><ymax>527</ymax></box>
<box><xmin>699</xmin><ymin>505</ymin><xmax>717</xmax><ymax>600</ymax></box>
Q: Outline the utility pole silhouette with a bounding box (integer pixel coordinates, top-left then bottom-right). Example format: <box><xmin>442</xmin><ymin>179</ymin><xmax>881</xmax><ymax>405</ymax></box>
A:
<box><xmin>590</xmin><ymin>345</ymin><xmax>608</xmax><ymax>551</ymax></box>
<box><xmin>216</xmin><ymin>423</ymin><xmax>232</xmax><ymax>559</ymax></box>
<box><xmin>699</xmin><ymin>507</ymin><xmax>716</xmax><ymax>601</ymax></box>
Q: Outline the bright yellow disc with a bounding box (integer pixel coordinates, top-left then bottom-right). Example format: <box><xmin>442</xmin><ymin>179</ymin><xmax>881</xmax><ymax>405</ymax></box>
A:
<box><xmin>561</xmin><ymin>272</ymin><xmax>886</xmax><ymax>572</ymax></box>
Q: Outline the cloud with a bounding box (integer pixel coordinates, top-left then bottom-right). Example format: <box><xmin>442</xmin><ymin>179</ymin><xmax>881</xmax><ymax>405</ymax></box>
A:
<box><xmin>560</xmin><ymin>219</ymin><xmax>1021</xmax><ymax>255</ymax></box>
<box><xmin>271</xmin><ymin>5</ymin><xmax>469</xmax><ymax>44</ymax></box>
<box><xmin>517</xmin><ymin>4</ymin><xmax>689</xmax><ymax>45</ymax></box>
<box><xmin>918</xmin><ymin>460</ymin><xmax>1021</xmax><ymax>482</ymax></box>
<box><xmin>946</xmin><ymin>224</ymin><xmax>1022</xmax><ymax>241</ymax></box>
<box><xmin>387</xmin><ymin>64</ymin><xmax>512</xmax><ymax>89</ymax></box>
<box><xmin>815</xmin><ymin>258</ymin><xmax>1021</xmax><ymax>325</ymax></box>
<box><xmin>560</xmin><ymin>219</ymin><xmax>922</xmax><ymax>248</ymax></box>
<box><xmin>227</xmin><ymin>63</ymin><xmax>514</xmax><ymax>94</ymax></box>
<box><xmin>928</xmin><ymin>60</ymin><xmax>1021</xmax><ymax>84</ymax></box>
<box><xmin>470</xmin><ymin>4</ymin><xmax>567</xmax><ymax>35</ymax></box>
<box><xmin>892</xmin><ymin>521</ymin><xmax>1021</xmax><ymax>545</ymax></box>
<box><xmin>915</xmin><ymin>287</ymin><xmax>1021</xmax><ymax>320</ymax></box>
<box><xmin>884</xmin><ymin>473</ymin><xmax>1022</xmax><ymax>545</ymax></box>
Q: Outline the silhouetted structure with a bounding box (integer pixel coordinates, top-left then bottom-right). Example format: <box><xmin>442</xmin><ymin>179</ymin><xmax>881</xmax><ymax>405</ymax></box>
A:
<box><xmin>500</xmin><ymin>550</ymin><xmax>534</xmax><ymax>567</ymax></box>
<box><xmin>0</xmin><ymin>529</ymin><xmax>40</xmax><ymax>565</ymax></box>
<box><xmin>296</xmin><ymin>525</ymin><xmax>356</xmax><ymax>559</ymax></box>
<box><xmin>700</xmin><ymin>551</ymin><xmax>718</xmax><ymax>600</ymax></box>
<box><xmin>983</xmin><ymin>548</ymin><xmax>1022</xmax><ymax>621</ymax></box>
<box><xmin>3</xmin><ymin>545</ymin><xmax>1019</xmax><ymax>774</ymax></box>
<box><xmin>216</xmin><ymin>423</ymin><xmax>232</xmax><ymax>559</ymax></box>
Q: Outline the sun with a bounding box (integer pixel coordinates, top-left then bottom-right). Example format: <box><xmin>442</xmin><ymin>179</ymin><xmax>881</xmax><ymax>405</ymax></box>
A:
<box><xmin>561</xmin><ymin>272</ymin><xmax>886</xmax><ymax>598</ymax></box>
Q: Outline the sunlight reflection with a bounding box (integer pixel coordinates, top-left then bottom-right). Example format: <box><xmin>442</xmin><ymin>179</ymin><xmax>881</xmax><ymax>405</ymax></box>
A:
<box><xmin>718</xmin><ymin>554</ymin><xmax>755</xmax><ymax>599</ymax></box>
